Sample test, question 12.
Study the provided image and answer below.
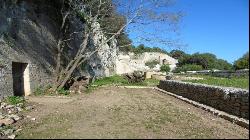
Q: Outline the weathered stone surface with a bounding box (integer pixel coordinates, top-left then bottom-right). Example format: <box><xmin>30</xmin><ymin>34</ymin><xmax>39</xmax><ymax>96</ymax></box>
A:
<box><xmin>0</xmin><ymin>118</ymin><xmax>15</xmax><ymax>125</ymax></box>
<box><xmin>158</xmin><ymin>80</ymin><xmax>249</xmax><ymax>119</ymax></box>
<box><xmin>7</xmin><ymin>134</ymin><xmax>16</xmax><ymax>139</ymax></box>
<box><xmin>124</xmin><ymin>71</ymin><xmax>145</xmax><ymax>83</ymax></box>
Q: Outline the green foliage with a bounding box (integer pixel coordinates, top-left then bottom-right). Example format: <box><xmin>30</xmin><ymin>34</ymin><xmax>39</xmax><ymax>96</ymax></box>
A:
<box><xmin>34</xmin><ymin>86</ymin><xmax>44</xmax><ymax>96</ymax></box>
<box><xmin>57</xmin><ymin>88</ymin><xmax>70</xmax><ymax>96</ymax></box>
<box><xmin>4</xmin><ymin>96</ymin><xmax>25</xmax><ymax>105</ymax></box>
<box><xmin>160</xmin><ymin>64</ymin><xmax>171</xmax><ymax>73</ymax></box>
<box><xmin>145</xmin><ymin>60</ymin><xmax>159</xmax><ymax>69</ymax></box>
<box><xmin>173</xmin><ymin>64</ymin><xmax>203</xmax><ymax>73</ymax></box>
<box><xmin>170</xmin><ymin>50</ymin><xmax>187</xmax><ymax>59</ymax></box>
<box><xmin>184</xmin><ymin>75</ymin><xmax>249</xmax><ymax>89</ymax></box>
<box><xmin>131</xmin><ymin>44</ymin><xmax>168</xmax><ymax>54</ymax></box>
<box><xmin>176</xmin><ymin>51</ymin><xmax>233</xmax><ymax>70</ymax></box>
<box><xmin>87</xmin><ymin>75</ymin><xmax>160</xmax><ymax>93</ymax></box>
<box><xmin>234</xmin><ymin>52</ymin><xmax>249</xmax><ymax>70</ymax></box>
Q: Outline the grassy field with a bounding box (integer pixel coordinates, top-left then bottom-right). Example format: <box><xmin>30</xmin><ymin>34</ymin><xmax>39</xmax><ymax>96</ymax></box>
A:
<box><xmin>87</xmin><ymin>75</ymin><xmax>160</xmax><ymax>92</ymax></box>
<box><xmin>183</xmin><ymin>75</ymin><xmax>249</xmax><ymax>89</ymax></box>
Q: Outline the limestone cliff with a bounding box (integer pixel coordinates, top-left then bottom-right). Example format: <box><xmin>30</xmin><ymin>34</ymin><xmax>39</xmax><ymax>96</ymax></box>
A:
<box><xmin>115</xmin><ymin>52</ymin><xmax>178</xmax><ymax>74</ymax></box>
<box><xmin>0</xmin><ymin>0</ymin><xmax>119</xmax><ymax>97</ymax></box>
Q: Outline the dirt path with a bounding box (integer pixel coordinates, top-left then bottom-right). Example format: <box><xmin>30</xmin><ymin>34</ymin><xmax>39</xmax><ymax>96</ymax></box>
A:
<box><xmin>15</xmin><ymin>87</ymin><xmax>249</xmax><ymax>139</ymax></box>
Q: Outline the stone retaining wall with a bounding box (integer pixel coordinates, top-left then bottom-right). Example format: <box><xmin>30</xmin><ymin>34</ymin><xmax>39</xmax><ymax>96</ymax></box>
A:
<box><xmin>158</xmin><ymin>80</ymin><xmax>249</xmax><ymax>119</ymax></box>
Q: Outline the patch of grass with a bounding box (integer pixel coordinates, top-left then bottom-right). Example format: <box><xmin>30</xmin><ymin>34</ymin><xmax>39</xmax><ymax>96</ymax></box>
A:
<box><xmin>86</xmin><ymin>75</ymin><xmax>160</xmax><ymax>93</ymax></box>
<box><xmin>184</xmin><ymin>75</ymin><xmax>249</xmax><ymax>89</ymax></box>
<box><xmin>57</xmin><ymin>88</ymin><xmax>70</xmax><ymax>96</ymax></box>
<box><xmin>34</xmin><ymin>85</ymin><xmax>53</xmax><ymax>96</ymax></box>
<box><xmin>4</xmin><ymin>96</ymin><xmax>25</xmax><ymax>105</ymax></box>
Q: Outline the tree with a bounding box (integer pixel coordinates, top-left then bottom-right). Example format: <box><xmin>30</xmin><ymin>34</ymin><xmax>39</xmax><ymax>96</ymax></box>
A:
<box><xmin>176</xmin><ymin>52</ymin><xmax>232</xmax><ymax>70</ymax></box>
<box><xmin>145</xmin><ymin>60</ymin><xmax>159</xmax><ymax>69</ymax></box>
<box><xmin>52</xmin><ymin>0</ymin><xmax>183</xmax><ymax>91</ymax></box>
<box><xmin>160</xmin><ymin>64</ymin><xmax>171</xmax><ymax>74</ymax></box>
<box><xmin>170</xmin><ymin>49</ymin><xmax>187</xmax><ymax>59</ymax></box>
<box><xmin>234</xmin><ymin>52</ymin><xmax>249</xmax><ymax>70</ymax></box>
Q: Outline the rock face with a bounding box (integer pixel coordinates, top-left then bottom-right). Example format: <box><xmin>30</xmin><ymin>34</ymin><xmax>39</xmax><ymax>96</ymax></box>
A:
<box><xmin>116</xmin><ymin>52</ymin><xmax>178</xmax><ymax>75</ymax></box>
<box><xmin>0</xmin><ymin>0</ymin><xmax>61</xmax><ymax>98</ymax></box>
<box><xmin>87</xmin><ymin>21</ymin><xmax>118</xmax><ymax>78</ymax></box>
<box><xmin>0</xmin><ymin>1</ymin><xmax>119</xmax><ymax>97</ymax></box>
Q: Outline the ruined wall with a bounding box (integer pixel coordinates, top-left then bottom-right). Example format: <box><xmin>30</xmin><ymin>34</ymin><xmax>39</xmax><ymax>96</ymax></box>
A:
<box><xmin>158</xmin><ymin>80</ymin><xmax>249</xmax><ymax>119</ymax></box>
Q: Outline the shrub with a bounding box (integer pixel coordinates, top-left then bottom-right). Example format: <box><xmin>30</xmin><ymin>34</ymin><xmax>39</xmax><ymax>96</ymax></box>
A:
<box><xmin>57</xmin><ymin>88</ymin><xmax>70</xmax><ymax>96</ymax></box>
<box><xmin>160</xmin><ymin>64</ymin><xmax>171</xmax><ymax>74</ymax></box>
<box><xmin>4</xmin><ymin>96</ymin><xmax>25</xmax><ymax>105</ymax></box>
<box><xmin>173</xmin><ymin>64</ymin><xmax>203</xmax><ymax>73</ymax></box>
<box><xmin>145</xmin><ymin>60</ymin><xmax>159</xmax><ymax>69</ymax></box>
<box><xmin>234</xmin><ymin>52</ymin><xmax>249</xmax><ymax>70</ymax></box>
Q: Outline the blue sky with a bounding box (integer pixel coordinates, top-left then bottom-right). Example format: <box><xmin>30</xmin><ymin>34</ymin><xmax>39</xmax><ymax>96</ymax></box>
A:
<box><xmin>117</xmin><ymin>0</ymin><xmax>249</xmax><ymax>63</ymax></box>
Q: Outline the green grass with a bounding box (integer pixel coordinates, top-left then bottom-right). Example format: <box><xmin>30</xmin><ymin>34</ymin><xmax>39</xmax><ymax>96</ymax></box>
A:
<box><xmin>86</xmin><ymin>75</ymin><xmax>160</xmax><ymax>93</ymax></box>
<box><xmin>4</xmin><ymin>96</ymin><xmax>25</xmax><ymax>105</ymax></box>
<box><xmin>183</xmin><ymin>75</ymin><xmax>249</xmax><ymax>89</ymax></box>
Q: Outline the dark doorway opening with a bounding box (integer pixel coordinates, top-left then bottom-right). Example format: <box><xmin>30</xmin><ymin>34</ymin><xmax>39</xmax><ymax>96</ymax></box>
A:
<box><xmin>12</xmin><ymin>62</ymin><xmax>28</xmax><ymax>96</ymax></box>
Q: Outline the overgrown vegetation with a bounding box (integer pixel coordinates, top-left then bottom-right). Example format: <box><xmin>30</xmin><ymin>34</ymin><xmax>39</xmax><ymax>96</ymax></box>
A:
<box><xmin>183</xmin><ymin>75</ymin><xmax>249</xmax><ymax>89</ymax></box>
<box><xmin>57</xmin><ymin>88</ymin><xmax>70</xmax><ymax>96</ymax></box>
<box><xmin>160</xmin><ymin>64</ymin><xmax>171</xmax><ymax>74</ymax></box>
<box><xmin>86</xmin><ymin>75</ymin><xmax>160</xmax><ymax>93</ymax></box>
<box><xmin>233</xmin><ymin>52</ymin><xmax>249</xmax><ymax>70</ymax></box>
<box><xmin>4</xmin><ymin>96</ymin><xmax>25</xmax><ymax>105</ymax></box>
<box><xmin>124</xmin><ymin>44</ymin><xmax>169</xmax><ymax>55</ymax></box>
<box><xmin>145</xmin><ymin>60</ymin><xmax>159</xmax><ymax>69</ymax></box>
<box><xmin>34</xmin><ymin>85</ymin><xmax>70</xmax><ymax>96</ymax></box>
<box><xmin>170</xmin><ymin>50</ymin><xmax>233</xmax><ymax>71</ymax></box>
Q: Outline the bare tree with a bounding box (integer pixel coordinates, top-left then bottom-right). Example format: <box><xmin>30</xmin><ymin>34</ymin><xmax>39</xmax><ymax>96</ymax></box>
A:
<box><xmin>52</xmin><ymin>0</ymin><xmax>183</xmax><ymax>91</ymax></box>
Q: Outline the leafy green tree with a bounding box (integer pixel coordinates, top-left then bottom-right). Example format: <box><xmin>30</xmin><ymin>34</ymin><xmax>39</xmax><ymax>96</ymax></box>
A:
<box><xmin>170</xmin><ymin>50</ymin><xmax>187</xmax><ymax>59</ymax></box>
<box><xmin>145</xmin><ymin>60</ymin><xmax>159</xmax><ymax>69</ymax></box>
<box><xmin>160</xmin><ymin>64</ymin><xmax>171</xmax><ymax>74</ymax></box>
<box><xmin>176</xmin><ymin>52</ymin><xmax>232</xmax><ymax>70</ymax></box>
<box><xmin>234</xmin><ymin>52</ymin><xmax>249</xmax><ymax>70</ymax></box>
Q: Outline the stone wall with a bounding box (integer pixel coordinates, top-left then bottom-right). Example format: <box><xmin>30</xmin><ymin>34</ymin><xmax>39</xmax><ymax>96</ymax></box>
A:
<box><xmin>0</xmin><ymin>41</ymin><xmax>53</xmax><ymax>98</ymax></box>
<box><xmin>158</xmin><ymin>80</ymin><xmax>249</xmax><ymax>119</ymax></box>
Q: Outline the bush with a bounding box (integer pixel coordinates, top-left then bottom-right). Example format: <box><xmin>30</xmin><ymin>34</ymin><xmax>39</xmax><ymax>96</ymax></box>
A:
<box><xmin>57</xmin><ymin>88</ymin><xmax>70</xmax><ymax>96</ymax></box>
<box><xmin>234</xmin><ymin>52</ymin><xmax>249</xmax><ymax>70</ymax></box>
<box><xmin>160</xmin><ymin>64</ymin><xmax>171</xmax><ymax>74</ymax></box>
<box><xmin>145</xmin><ymin>60</ymin><xmax>159</xmax><ymax>69</ymax></box>
<box><xmin>173</xmin><ymin>64</ymin><xmax>203</xmax><ymax>73</ymax></box>
<box><xmin>4</xmin><ymin>96</ymin><xmax>25</xmax><ymax>105</ymax></box>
